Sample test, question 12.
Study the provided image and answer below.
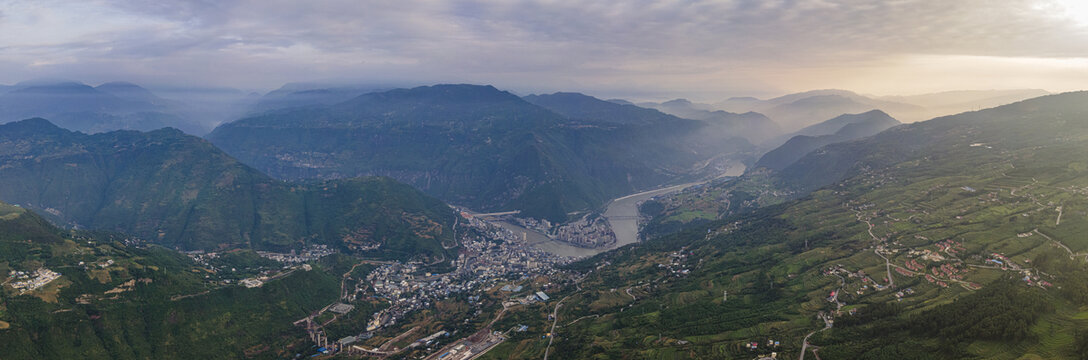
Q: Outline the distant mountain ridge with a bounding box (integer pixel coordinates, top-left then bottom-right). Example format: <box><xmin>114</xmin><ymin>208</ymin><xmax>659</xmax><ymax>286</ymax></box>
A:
<box><xmin>0</xmin><ymin>118</ymin><xmax>457</xmax><ymax>259</ymax></box>
<box><xmin>756</xmin><ymin>91</ymin><xmax>1088</xmax><ymax>200</ymax></box>
<box><xmin>636</xmin><ymin>98</ymin><xmax>782</xmax><ymax>143</ymax></box>
<box><xmin>709</xmin><ymin>88</ymin><xmax>1051</xmax><ymax>131</ymax></box>
<box><xmin>791</xmin><ymin>109</ymin><xmax>895</xmax><ymax>137</ymax></box>
<box><xmin>0</xmin><ymin>80</ymin><xmax>208</xmax><ymax>135</ymax></box>
<box><xmin>877</xmin><ymin>89</ymin><xmax>1051</xmax><ymax>120</ymax></box>
<box><xmin>523</xmin><ymin>92</ymin><xmax>685</xmax><ymax>126</ymax></box>
<box><xmin>639</xmin><ymin>91</ymin><xmax>1072</xmax><ymax>235</ymax></box>
<box><xmin>247</xmin><ymin>82</ymin><xmax>404</xmax><ymax>114</ymax></box>
<box><xmin>713</xmin><ymin>90</ymin><xmax>921</xmax><ymax>132</ymax></box>
<box><xmin>755</xmin><ymin>110</ymin><xmax>900</xmax><ymax>170</ymax></box>
<box><xmin>209</xmin><ymin>85</ymin><xmax>754</xmax><ymax>221</ymax></box>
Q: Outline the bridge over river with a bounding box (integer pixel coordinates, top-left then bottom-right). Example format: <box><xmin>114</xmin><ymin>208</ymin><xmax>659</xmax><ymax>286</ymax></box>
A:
<box><xmin>490</xmin><ymin>161</ymin><xmax>746</xmax><ymax>258</ymax></box>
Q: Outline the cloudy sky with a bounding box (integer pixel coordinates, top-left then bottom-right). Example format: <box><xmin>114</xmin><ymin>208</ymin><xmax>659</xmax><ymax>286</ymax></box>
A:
<box><xmin>2</xmin><ymin>0</ymin><xmax>1087</xmax><ymax>100</ymax></box>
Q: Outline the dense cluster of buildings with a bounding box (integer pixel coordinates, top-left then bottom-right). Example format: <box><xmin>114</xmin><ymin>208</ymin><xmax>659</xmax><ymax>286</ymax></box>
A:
<box><xmin>181</xmin><ymin>247</ymin><xmax>317</xmax><ymax>287</ymax></box>
<box><xmin>824</xmin><ymin>264</ymin><xmax>888</xmax><ymax>296</ymax></box>
<box><xmin>655</xmin><ymin>249</ymin><xmax>694</xmax><ymax>277</ymax></box>
<box><xmin>256</xmin><ymin>244</ymin><xmax>336</xmax><ymax>264</ymax></box>
<box><xmin>360</xmin><ymin>219</ymin><xmax>571</xmax><ymax>331</ymax></box>
<box><xmin>182</xmin><ymin>250</ymin><xmax>220</xmax><ymax>264</ymax></box>
<box><xmin>552</xmin><ymin>214</ymin><xmax>617</xmax><ymax>248</ymax></box>
<box><xmin>426</xmin><ymin>330</ymin><xmax>505</xmax><ymax>360</ymax></box>
<box><xmin>8</xmin><ymin>268</ymin><xmax>61</xmax><ymax>294</ymax></box>
<box><xmin>510</xmin><ymin>217</ymin><xmax>552</xmax><ymax>234</ymax></box>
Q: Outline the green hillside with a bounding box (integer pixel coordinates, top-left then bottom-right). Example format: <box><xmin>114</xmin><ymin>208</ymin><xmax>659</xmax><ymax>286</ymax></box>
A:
<box><xmin>0</xmin><ymin>203</ymin><xmax>347</xmax><ymax>359</ymax></box>
<box><xmin>0</xmin><ymin>118</ymin><xmax>456</xmax><ymax>259</ymax></box>
<box><xmin>480</xmin><ymin>92</ymin><xmax>1088</xmax><ymax>359</ymax></box>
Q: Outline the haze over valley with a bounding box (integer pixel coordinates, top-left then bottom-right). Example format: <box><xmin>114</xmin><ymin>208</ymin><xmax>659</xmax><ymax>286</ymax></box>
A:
<box><xmin>2</xmin><ymin>1</ymin><xmax>1088</xmax><ymax>359</ymax></box>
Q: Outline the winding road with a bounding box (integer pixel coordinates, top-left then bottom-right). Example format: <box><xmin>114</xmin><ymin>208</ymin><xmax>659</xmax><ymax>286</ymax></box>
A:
<box><xmin>799</xmin><ymin>314</ymin><xmax>832</xmax><ymax>360</ymax></box>
<box><xmin>854</xmin><ymin>208</ymin><xmax>895</xmax><ymax>288</ymax></box>
<box><xmin>543</xmin><ymin>294</ymin><xmax>575</xmax><ymax>360</ymax></box>
<box><xmin>1035</xmin><ymin>229</ymin><xmax>1088</xmax><ymax>261</ymax></box>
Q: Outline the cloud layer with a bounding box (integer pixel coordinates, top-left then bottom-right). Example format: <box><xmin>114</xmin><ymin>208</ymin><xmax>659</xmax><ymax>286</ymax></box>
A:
<box><xmin>2</xmin><ymin>0</ymin><xmax>1087</xmax><ymax>98</ymax></box>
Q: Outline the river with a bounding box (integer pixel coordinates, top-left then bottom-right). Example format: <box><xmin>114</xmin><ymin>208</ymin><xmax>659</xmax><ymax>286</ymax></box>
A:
<box><xmin>493</xmin><ymin>161</ymin><xmax>746</xmax><ymax>258</ymax></box>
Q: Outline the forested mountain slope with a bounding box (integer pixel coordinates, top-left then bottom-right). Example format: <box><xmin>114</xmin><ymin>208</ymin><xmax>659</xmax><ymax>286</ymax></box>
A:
<box><xmin>0</xmin><ymin>119</ymin><xmax>456</xmax><ymax>259</ymax></box>
<box><xmin>210</xmin><ymin>85</ymin><xmax>753</xmax><ymax>221</ymax></box>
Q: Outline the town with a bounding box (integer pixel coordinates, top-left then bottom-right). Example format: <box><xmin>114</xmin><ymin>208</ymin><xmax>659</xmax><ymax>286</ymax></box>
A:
<box><xmin>6</xmin><ymin>268</ymin><xmax>61</xmax><ymax>295</ymax></box>
<box><xmin>551</xmin><ymin>213</ymin><xmax>617</xmax><ymax>248</ymax></box>
<box><xmin>504</xmin><ymin>212</ymin><xmax>618</xmax><ymax>249</ymax></box>
<box><xmin>293</xmin><ymin>209</ymin><xmax>578</xmax><ymax>357</ymax></box>
<box><xmin>181</xmin><ymin>244</ymin><xmax>336</xmax><ymax>286</ymax></box>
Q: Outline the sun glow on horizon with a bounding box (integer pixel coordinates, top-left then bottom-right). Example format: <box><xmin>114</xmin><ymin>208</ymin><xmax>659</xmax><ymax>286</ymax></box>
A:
<box><xmin>1044</xmin><ymin>0</ymin><xmax>1088</xmax><ymax>26</ymax></box>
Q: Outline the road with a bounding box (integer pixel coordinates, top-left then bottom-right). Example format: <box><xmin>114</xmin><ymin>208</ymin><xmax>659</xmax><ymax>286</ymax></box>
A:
<box><xmin>487</xmin><ymin>302</ymin><xmax>514</xmax><ymax>328</ymax></box>
<box><xmin>854</xmin><ymin>208</ymin><xmax>895</xmax><ymax>288</ymax></box>
<box><xmin>443</xmin><ymin>217</ymin><xmax>461</xmax><ymax>249</ymax></box>
<box><xmin>1035</xmin><ymin>229</ymin><xmax>1088</xmax><ymax>261</ymax></box>
<box><xmin>874</xmin><ymin>248</ymin><xmax>895</xmax><ymax>288</ymax></box>
<box><xmin>565</xmin><ymin>314</ymin><xmax>599</xmax><ymax>326</ymax></box>
<box><xmin>801</xmin><ymin>273</ymin><xmax>846</xmax><ymax>360</ymax></box>
<box><xmin>1010</xmin><ymin>177</ymin><xmax>1037</xmax><ymax>196</ymax></box>
<box><xmin>473</xmin><ymin>210</ymin><xmax>521</xmax><ymax>217</ymax></box>
<box><xmin>170</xmin><ymin>289</ymin><xmax>210</xmax><ymax>301</ymax></box>
<box><xmin>543</xmin><ymin>294</ymin><xmax>575</xmax><ymax>360</ymax></box>
<box><xmin>423</xmin><ymin>303</ymin><xmax>514</xmax><ymax>360</ymax></box>
<box><xmin>295</xmin><ymin>259</ymin><xmax>382</xmax><ymax>350</ymax></box>
<box><xmin>340</xmin><ymin>260</ymin><xmax>373</xmax><ymax>300</ymax></box>
<box><xmin>799</xmin><ymin>317</ymin><xmax>831</xmax><ymax>360</ymax></box>
<box><xmin>378</xmin><ymin>326</ymin><xmax>420</xmax><ymax>352</ymax></box>
<box><xmin>830</xmin><ymin>274</ymin><xmax>845</xmax><ymax>311</ymax></box>
<box><xmin>625</xmin><ymin>287</ymin><xmax>637</xmax><ymax>301</ymax></box>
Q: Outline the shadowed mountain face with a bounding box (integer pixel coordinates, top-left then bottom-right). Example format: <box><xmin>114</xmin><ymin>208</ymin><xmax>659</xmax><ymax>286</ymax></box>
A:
<box><xmin>0</xmin><ymin>118</ymin><xmax>457</xmax><ymax>258</ymax></box>
<box><xmin>209</xmin><ymin>85</ymin><xmax>753</xmax><ymax>221</ymax></box>
<box><xmin>0</xmin><ymin>81</ymin><xmax>209</xmax><ymax>135</ymax></box>
<box><xmin>755</xmin><ymin>110</ymin><xmax>900</xmax><ymax>170</ymax></box>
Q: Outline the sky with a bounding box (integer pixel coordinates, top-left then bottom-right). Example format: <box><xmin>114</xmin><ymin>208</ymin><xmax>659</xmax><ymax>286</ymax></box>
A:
<box><xmin>1</xmin><ymin>0</ymin><xmax>1088</xmax><ymax>100</ymax></box>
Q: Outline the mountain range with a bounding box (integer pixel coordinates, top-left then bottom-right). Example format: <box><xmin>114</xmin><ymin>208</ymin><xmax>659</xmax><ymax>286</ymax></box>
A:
<box><xmin>494</xmin><ymin>91</ymin><xmax>1088</xmax><ymax>359</ymax></box>
<box><xmin>635</xmin><ymin>98</ymin><xmax>782</xmax><ymax>143</ymax></box>
<box><xmin>247</xmin><ymin>82</ymin><xmax>402</xmax><ymax>114</ymax></box>
<box><xmin>208</xmin><ymin>85</ymin><xmax>754</xmax><ymax>221</ymax></box>
<box><xmin>755</xmin><ymin>110</ymin><xmax>901</xmax><ymax>170</ymax></box>
<box><xmin>712</xmin><ymin>89</ymin><xmax>921</xmax><ymax>131</ymax></box>
<box><xmin>877</xmin><ymin>89</ymin><xmax>1051</xmax><ymax>120</ymax></box>
<box><xmin>0</xmin><ymin>81</ymin><xmax>208</xmax><ymax>135</ymax></box>
<box><xmin>0</xmin><ymin>78</ymin><xmax>1084</xmax><ymax>360</ymax></box>
<box><xmin>0</xmin><ymin>119</ymin><xmax>456</xmax><ymax>259</ymax></box>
